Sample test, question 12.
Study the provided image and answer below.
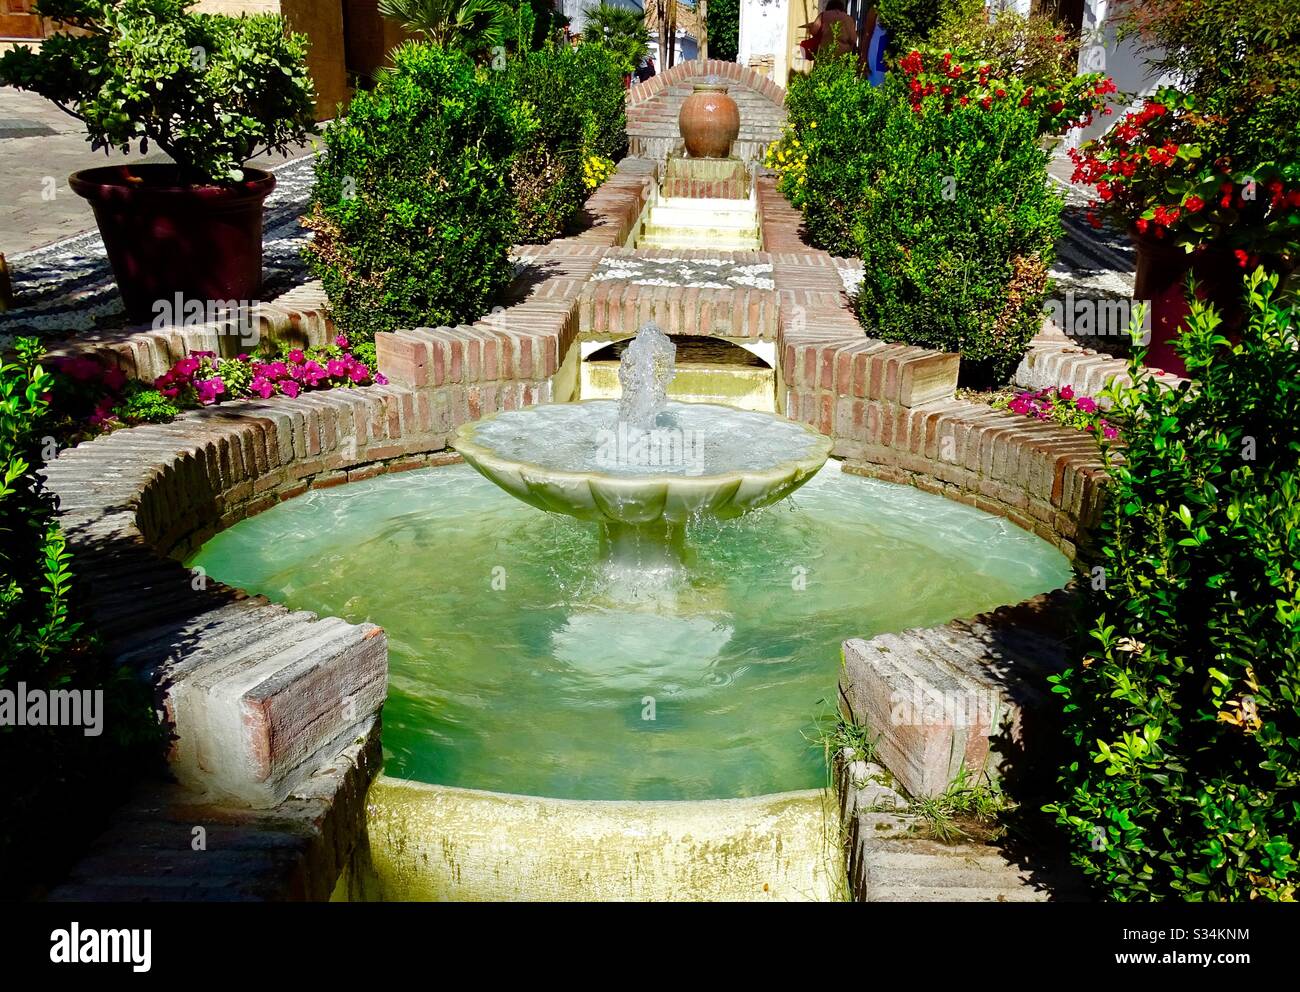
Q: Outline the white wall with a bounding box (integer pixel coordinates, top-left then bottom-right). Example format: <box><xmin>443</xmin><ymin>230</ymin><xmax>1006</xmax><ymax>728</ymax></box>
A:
<box><xmin>1071</xmin><ymin>0</ymin><xmax>1174</xmax><ymax>147</ymax></box>
<box><xmin>738</xmin><ymin>0</ymin><xmax>789</xmax><ymax>80</ymax></box>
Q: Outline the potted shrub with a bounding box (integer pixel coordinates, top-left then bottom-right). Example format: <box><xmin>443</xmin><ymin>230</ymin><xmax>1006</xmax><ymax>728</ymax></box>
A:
<box><xmin>0</xmin><ymin>0</ymin><xmax>316</xmax><ymax>323</ymax></box>
<box><xmin>1067</xmin><ymin>0</ymin><xmax>1300</xmax><ymax>376</ymax></box>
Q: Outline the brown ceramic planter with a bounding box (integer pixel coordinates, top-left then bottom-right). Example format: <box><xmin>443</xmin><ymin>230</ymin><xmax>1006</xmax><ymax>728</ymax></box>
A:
<box><xmin>69</xmin><ymin>164</ymin><xmax>275</xmax><ymax>324</ymax></box>
<box><xmin>679</xmin><ymin>84</ymin><xmax>740</xmax><ymax>159</ymax></box>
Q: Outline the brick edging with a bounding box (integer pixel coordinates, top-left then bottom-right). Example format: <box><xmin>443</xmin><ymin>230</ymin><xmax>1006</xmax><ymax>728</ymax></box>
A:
<box><xmin>627</xmin><ymin>58</ymin><xmax>787</xmax><ymax>107</ymax></box>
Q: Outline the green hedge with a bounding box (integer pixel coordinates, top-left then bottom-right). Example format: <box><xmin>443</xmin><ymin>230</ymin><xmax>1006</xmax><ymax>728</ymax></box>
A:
<box><xmin>509</xmin><ymin>41</ymin><xmax>627</xmax><ymax>243</ymax></box>
<box><xmin>306</xmin><ymin>41</ymin><xmax>627</xmax><ymax>339</ymax></box>
<box><xmin>781</xmin><ymin>57</ymin><xmax>1061</xmax><ymax>386</ymax></box>
<box><xmin>1049</xmin><ymin>272</ymin><xmax>1300</xmax><ymax>901</ymax></box>
<box><xmin>706</xmin><ymin>0</ymin><xmax>740</xmax><ymax>63</ymax></box>
<box><xmin>304</xmin><ymin>44</ymin><xmax>528</xmax><ymax>342</ymax></box>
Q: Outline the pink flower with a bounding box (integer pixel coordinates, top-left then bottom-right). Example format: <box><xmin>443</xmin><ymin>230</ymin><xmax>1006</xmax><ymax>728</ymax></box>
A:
<box><xmin>280</xmin><ymin>380</ymin><xmax>300</xmax><ymax>398</ymax></box>
<box><xmin>174</xmin><ymin>357</ymin><xmax>201</xmax><ymax>379</ymax></box>
<box><xmin>195</xmin><ymin>376</ymin><xmax>226</xmax><ymax>406</ymax></box>
<box><xmin>250</xmin><ymin>376</ymin><xmax>275</xmax><ymax>399</ymax></box>
<box><xmin>326</xmin><ymin>359</ymin><xmax>348</xmax><ymax>378</ymax></box>
<box><xmin>375</xmin><ymin>373</ymin><xmax>388</xmax><ymax>385</ymax></box>
<box><xmin>348</xmin><ymin>366</ymin><xmax>370</xmax><ymax>384</ymax></box>
<box><xmin>334</xmin><ymin>335</ymin><xmax>349</xmax><ymax>350</ymax></box>
<box><xmin>102</xmin><ymin>366</ymin><xmax>128</xmax><ymax>392</ymax></box>
<box><xmin>302</xmin><ymin>362</ymin><xmax>327</xmax><ymax>387</ymax></box>
<box><xmin>288</xmin><ymin>349</ymin><xmax>306</xmax><ymax>364</ymax></box>
<box><xmin>1102</xmin><ymin>425</ymin><xmax>1119</xmax><ymax>440</ymax></box>
<box><xmin>1058</xmin><ymin>385</ymin><xmax>1074</xmax><ymax>401</ymax></box>
<box><xmin>1076</xmin><ymin>396</ymin><xmax>1098</xmax><ymax>413</ymax></box>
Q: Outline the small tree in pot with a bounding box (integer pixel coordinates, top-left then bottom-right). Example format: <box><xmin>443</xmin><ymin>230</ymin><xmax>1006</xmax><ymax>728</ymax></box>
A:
<box><xmin>0</xmin><ymin>0</ymin><xmax>316</xmax><ymax>323</ymax></box>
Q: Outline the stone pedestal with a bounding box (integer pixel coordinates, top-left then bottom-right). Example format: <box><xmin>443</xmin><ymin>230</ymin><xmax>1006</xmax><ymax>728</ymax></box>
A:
<box><xmin>662</xmin><ymin>153</ymin><xmax>750</xmax><ymax>199</ymax></box>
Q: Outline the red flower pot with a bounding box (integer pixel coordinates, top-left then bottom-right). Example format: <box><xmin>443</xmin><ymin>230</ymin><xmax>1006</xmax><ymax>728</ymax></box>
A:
<box><xmin>1131</xmin><ymin>230</ymin><xmax>1242</xmax><ymax>378</ymax></box>
<box><xmin>678</xmin><ymin>84</ymin><xmax>741</xmax><ymax>159</ymax></box>
<box><xmin>69</xmin><ymin>164</ymin><xmax>276</xmax><ymax>324</ymax></box>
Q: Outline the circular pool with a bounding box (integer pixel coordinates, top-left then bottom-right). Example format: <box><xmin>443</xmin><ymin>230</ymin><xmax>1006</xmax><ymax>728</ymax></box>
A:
<box><xmin>191</xmin><ymin>460</ymin><xmax>1070</xmax><ymax>801</ymax></box>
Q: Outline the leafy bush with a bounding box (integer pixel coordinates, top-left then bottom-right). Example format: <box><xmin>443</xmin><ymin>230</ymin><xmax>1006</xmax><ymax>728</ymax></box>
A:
<box><xmin>303</xmin><ymin>43</ymin><xmax>528</xmax><ymax>342</ymax></box>
<box><xmin>907</xmin><ymin>13</ymin><xmax>1118</xmax><ymax>138</ymax></box>
<box><xmin>705</xmin><ymin>0</ymin><xmax>740</xmax><ymax>62</ymax></box>
<box><xmin>1</xmin><ymin>339</ymin><xmax>161</xmax><ymax>898</ymax></box>
<box><xmin>508</xmin><ymin>41</ymin><xmax>627</xmax><ymax>242</ymax></box>
<box><xmin>0</xmin><ymin>0</ymin><xmax>315</xmax><ymax>184</ymax></box>
<box><xmin>777</xmin><ymin>54</ymin><xmax>884</xmax><ymax>253</ymax></box>
<box><xmin>876</xmin><ymin>0</ymin><xmax>982</xmax><ymax>49</ymax></box>
<box><xmin>782</xmin><ymin>59</ymin><xmax>1060</xmax><ymax>385</ymax></box>
<box><xmin>853</xmin><ymin>82</ymin><xmax>1061</xmax><ymax>385</ymax></box>
<box><xmin>1070</xmin><ymin>0</ymin><xmax>1300</xmax><ymax>263</ymax></box>
<box><xmin>1049</xmin><ymin>270</ymin><xmax>1300</xmax><ymax>901</ymax></box>
<box><xmin>1116</xmin><ymin>0</ymin><xmax>1300</xmax><ymax>168</ymax></box>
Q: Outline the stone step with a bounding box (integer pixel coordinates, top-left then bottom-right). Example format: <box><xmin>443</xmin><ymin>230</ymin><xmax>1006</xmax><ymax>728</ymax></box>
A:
<box><xmin>647</xmin><ymin>206</ymin><xmax>759</xmax><ymax>229</ymax></box>
<box><xmin>638</xmin><ymin>232</ymin><xmax>763</xmax><ymax>252</ymax></box>
<box><xmin>839</xmin><ymin>608</ymin><xmax>1071</xmax><ymax>799</ymax></box>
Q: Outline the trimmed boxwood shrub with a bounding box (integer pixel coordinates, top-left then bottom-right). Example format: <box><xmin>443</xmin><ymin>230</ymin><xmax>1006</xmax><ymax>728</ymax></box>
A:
<box><xmin>304</xmin><ymin>43</ymin><xmax>529</xmax><ymax>342</ymax></box>
<box><xmin>780</xmin><ymin>58</ymin><xmax>1061</xmax><ymax>386</ymax></box>
<box><xmin>853</xmin><ymin>78</ymin><xmax>1062</xmax><ymax>386</ymax></box>
<box><xmin>1049</xmin><ymin>270</ymin><xmax>1300</xmax><ymax>901</ymax></box>
<box><xmin>508</xmin><ymin>41</ymin><xmax>627</xmax><ymax>243</ymax></box>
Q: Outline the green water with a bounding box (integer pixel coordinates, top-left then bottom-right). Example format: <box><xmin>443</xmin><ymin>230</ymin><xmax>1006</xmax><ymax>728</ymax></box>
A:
<box><xmin>191</xmin><ymin>460</ymin><xmax>1071</xmax><ymax>801</ymax></box>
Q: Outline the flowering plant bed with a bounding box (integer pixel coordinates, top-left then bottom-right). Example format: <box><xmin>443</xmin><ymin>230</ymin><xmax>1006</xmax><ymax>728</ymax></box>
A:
<box><xmin>154</xmin><ymin>336</ymin><xmax>386</xmax><ymax>406</ymax></box>
<box><xmin>993</xmin><ymin>385</ymin><xmax>1120</xmax><ymax>443</ymax></box>
<box><xmin>1069</xmin><ymin>87</ymin><xmax>1300</xmax><ymax>262</ymax></box>
<box><xmin>47</xmin><ymin>337</ymin><xmax>386</xmax><ymax>439</ymax></box>
<box><xmin>48</xmin><ymin>352</ymin><xmax>182</xmax><ymax>438</ymax></box>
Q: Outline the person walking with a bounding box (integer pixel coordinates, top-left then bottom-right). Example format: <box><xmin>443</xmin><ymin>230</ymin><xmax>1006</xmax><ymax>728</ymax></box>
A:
<box><xmin>800</xmin><ymin>0</ymin><xmax>858</xmax><ymax>61</ymax></box>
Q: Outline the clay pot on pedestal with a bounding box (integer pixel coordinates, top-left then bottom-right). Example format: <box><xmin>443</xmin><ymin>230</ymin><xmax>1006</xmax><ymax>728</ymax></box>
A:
<box><xmin>69</xmin><ymin>164</ymin><xmax>275</xmax><ymax>324</ymax></box>
<box><xmin>1131</xmin><ymin>229</ymin><xmax>1243</xmax><ymax>378</ymax></box>
<box><xmin>679</xmin><ymin>84</ymin><xmax>740</xmax><ymax>159</ymax></box>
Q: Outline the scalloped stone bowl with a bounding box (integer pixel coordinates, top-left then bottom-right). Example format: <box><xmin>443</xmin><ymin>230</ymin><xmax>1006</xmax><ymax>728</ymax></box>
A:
<box><xmin>453</xmin><ymin>399</ymin><xmax>833</xmax><ymax>571</ymax></box>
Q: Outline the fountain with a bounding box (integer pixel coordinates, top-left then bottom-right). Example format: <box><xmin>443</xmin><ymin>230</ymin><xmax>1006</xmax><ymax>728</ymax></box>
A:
<box><xmin>452</xmin><ymin>323</ymin><xmax>833</xmax><ymax>575</ymax></box>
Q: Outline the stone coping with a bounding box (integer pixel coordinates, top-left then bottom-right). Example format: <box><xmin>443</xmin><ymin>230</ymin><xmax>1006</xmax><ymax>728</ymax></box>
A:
<box><xmin>1014</xmin><ymin>322</ymin><xmax>1188</xmax><ymax>400</ymax></box>
<box><xmin>40</xmin><ymin>157</ymin><xmax>1113</xmax><ymax>900</ymax></box>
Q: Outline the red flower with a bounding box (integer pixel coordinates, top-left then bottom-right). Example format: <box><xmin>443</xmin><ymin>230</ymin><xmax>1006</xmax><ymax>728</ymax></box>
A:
<box><xmin>1183</xmin><ymin>195</ymin><xmax>1205</xmax><ymax>213</ymax></box>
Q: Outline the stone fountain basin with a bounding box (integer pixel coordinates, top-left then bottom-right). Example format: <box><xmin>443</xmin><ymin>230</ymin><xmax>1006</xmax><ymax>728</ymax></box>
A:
<box><xmin>452</xmin><ymin>400</ymin><xmax>833</xmax><ymax>524</ymax></box>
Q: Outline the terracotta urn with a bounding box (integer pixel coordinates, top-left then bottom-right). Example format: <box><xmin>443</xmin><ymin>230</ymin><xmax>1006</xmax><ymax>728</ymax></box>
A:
<box><xmin>678</xmin><ymin>84</ymin><xmax>740</xmax><ymax>159</ymax></box>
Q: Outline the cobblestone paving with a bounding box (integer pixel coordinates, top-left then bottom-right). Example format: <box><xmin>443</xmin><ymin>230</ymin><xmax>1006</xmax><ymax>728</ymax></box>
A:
<box><xmin>0</xmin><ymin>154</ymin><xmax>317</xmax><ymax>346</ymax></box>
